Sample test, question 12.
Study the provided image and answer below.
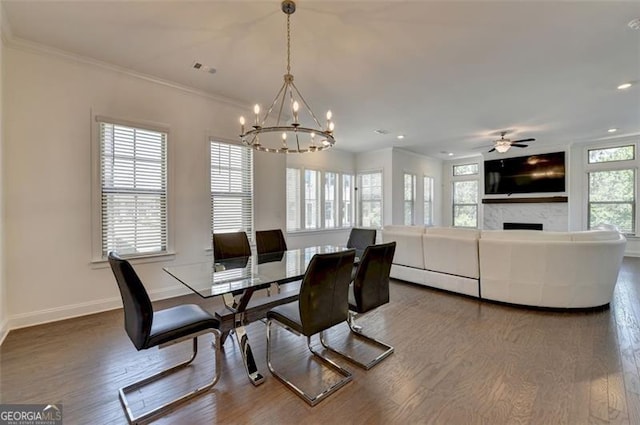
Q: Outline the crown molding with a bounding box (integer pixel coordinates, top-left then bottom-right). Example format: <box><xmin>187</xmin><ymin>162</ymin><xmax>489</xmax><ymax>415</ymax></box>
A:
<box><xmin>4</xmin><ymin>35</ymin><xmax>249</xmax><ymax>110</ymax></box>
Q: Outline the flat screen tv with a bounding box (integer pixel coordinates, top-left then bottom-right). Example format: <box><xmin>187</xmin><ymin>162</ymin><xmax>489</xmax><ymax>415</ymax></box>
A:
<box><xmin>484</xmin><ymin>151</ymin><xmax>566</xmax><ymax>195</ymax></box>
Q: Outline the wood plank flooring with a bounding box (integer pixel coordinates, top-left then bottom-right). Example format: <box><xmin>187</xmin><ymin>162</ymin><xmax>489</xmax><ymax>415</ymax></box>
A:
<box><xmin>3</xmin><ymin>258</ymin><xmax>640</xmax><ymax>424</ymax></box>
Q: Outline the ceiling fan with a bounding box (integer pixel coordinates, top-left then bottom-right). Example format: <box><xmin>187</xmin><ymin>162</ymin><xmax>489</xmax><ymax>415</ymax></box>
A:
<box><xmin>489</xmin><ymin>131</ymin><xmax>535</xmax><ymax>153</ymax></box>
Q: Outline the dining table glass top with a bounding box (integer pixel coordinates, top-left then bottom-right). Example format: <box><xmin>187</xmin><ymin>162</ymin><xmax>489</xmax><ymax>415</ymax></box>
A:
<box><xmin>163</xmin><ymin>245</ymin><xmax>353</xmax><ymax>298</ymax></box>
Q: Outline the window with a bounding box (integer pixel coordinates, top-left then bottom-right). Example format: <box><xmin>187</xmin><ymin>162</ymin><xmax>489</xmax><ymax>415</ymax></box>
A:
<box><xmin>358</xmin><ymin>171</ymin><xmax>383</xmax><ymax>227</ymax></box>
<box><xmin>305</xmin><ymin>169</ymin><xmax>320</xmax><ymax>229</ymax></box>
<box><xmin>588</xmin><ymin>145</ymin><xmax>634</xmax><ymax>164</ymax></box>
<box><xmin>286</xmin><ymin>168</ymin><xmax>301</xmax><ymax>231</ymax></box>
<box><xmin>404</xmin><ymin>173</ymin><xmax>416</xmax><ymax>225</ymax></box>
<box><xmin>324</xmin><ymin>172</ymin><xmax>338</xmax><ymax>228</ymax></box>
<box><xmin>452</xmin><ymin>161</ymin><xmax>479</xmax><ymax>228</ymax></box>
<box><xmin>286</xmin><ymin>168</ymin><xmax>354</xmax><ymax>231</ymax></box>
<box><xmin>453</xmin><ymin>163</ymin><xmax>479</xmax><ymax>176</ymax></box>
<box><xmin>98</xmin><ymin>120</ymin><xmax>168</xmax><ymax>258</ymax></box>
<box><xmin>424</xmin><ymin>176</ymin><xmax>434</xmax><ymax>226</ymax></box>
<box><xmin>210</xmin><ymin>141</ymin><xmax>253</xmax><ymax>238</ymax></box>
<box><xmin>342</xmin><ymin>174</ymin><xmax>354</xmax><ymax>227</ymax></box>
<box><xmin>586</xmin><ymin>144</ymin><xmax>636</xmax><ymax>234</ymax></box>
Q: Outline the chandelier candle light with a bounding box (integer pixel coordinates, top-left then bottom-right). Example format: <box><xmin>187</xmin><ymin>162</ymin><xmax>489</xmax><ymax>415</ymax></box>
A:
<box><xmin>239</xmin><ymin>0</ymin><xmax>335</xmax><ymax>153</ymax></box>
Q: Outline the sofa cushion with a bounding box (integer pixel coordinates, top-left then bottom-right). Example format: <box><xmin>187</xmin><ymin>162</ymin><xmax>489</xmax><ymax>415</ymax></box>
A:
<box><xmin>382</xmin><ymin>231</ymin><xmax>424</xmax><ymax>269</ymax></box>
<box><xmin>480</xmin><ymin>230</ymin><xmax>572</xmax><ymax>242</ymax></box>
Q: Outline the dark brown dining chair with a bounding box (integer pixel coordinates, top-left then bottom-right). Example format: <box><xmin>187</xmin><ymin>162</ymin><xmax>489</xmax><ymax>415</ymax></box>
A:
<box><xmin>266</xmin><ymin>249</ymin><xmax>356</xmax><ymax>406</ymax></box>
<box><xmin>347</xmin><ymin>228</ymin><xmax>377</xmax><ymax>257</ymax></box>
<box><xmin>255</xmin><ymin>229</ymin><xmax>288</xmax><ymax>255</ymax></box>
<box><xmin>108</xmin><ymin>252</ymin><xmax>222</xmax><ymax>424</ymax></box>
<box><xmin>212</xmin><ymin>231</ymin><xmax>251</xmax><ymax>260</ymax></box>
<box><xmin>321</xmin><ymin>242</ymin><xmax>396</xmax><ymax>369</ymax></box>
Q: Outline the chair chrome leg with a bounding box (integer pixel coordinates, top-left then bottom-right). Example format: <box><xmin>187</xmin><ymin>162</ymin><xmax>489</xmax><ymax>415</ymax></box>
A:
<box><xmin>118</xmin><ymin>330</ymin><xmax>222</xmax><ymax>424</ymax></box>
<box><xmin>319</xmin><ymin>312</ymin><xmax>394</xmax><ymax>370</ymax></box>
<box><xmin>266</xmin><ymin>319</ymin><xmax>352</xmax><ymax>406</ymax></box>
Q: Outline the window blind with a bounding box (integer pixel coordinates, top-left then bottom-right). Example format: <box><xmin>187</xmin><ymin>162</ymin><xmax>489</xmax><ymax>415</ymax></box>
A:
<box><xmin>286</xmin><ymin>168</ymin><xmax>301</xmax><ymax>231</ymax></box>
<box><xmin>211</xmin><ymin>141</ymin><xmax>253</xmax><ymax>238</ymax></box>
<box><xmin>100</xmin><ymin>122</ymin><xmax>168</xmax><ymax>257</ymax></box>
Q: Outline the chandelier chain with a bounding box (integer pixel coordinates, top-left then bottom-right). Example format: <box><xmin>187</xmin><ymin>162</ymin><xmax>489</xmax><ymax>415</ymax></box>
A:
<box><xmin>286</xmin><ymin>14</ymin><xmax>291</xmax><ymax>75</ymax></box>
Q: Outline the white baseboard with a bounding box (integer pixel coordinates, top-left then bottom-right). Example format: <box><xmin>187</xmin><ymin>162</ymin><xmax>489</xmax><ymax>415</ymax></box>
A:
<box><xmin>5</xmin><ymin>284</ymin><xmax>191</xmax><ymax>333</ymax></box>
<box><xmin>624</xmin><ymin>251</ymin><xmax>640</xmax><ymax>258</ymax></box>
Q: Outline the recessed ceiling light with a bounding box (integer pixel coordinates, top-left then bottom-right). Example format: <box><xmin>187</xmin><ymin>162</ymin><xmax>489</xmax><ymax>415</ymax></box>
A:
<box><xmin>608</xmin><ymin>128</ymin><xmax>618</xmax><ymax>133</ymax></box>
<box><xmin>617</xmin><ymin>82</ymin><xmax>632</xmax><ymax>90</ymax></box>
<box><xmin>448</xmin><ymin>152</ymin><xmax>454</xmax><ymax>156</ymax></box>
<box><xmin>397</xmin><ymin>135</ymin><xmax>405</xmax><ymax>140</ymax></box>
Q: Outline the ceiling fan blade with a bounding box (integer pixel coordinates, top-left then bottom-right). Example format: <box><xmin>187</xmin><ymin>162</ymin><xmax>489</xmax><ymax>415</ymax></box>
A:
<box><xmin>511</xmin><ymin>144</ymin><xmax>529</xmax><ymax>148</ymax></box>
<box><xmin>512</xmin><ymin>138</ymin><xmax>535</xmax><ymax>143</ymax></box>
<box><xmin>488</xmin><ymin>147</ymin><xmax>496</xmax><ymax>153</ymax></box>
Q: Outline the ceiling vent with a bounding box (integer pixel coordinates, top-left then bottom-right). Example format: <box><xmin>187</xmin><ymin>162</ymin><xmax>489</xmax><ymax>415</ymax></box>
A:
<box><xmin>192</xmin><ymin>62</ymin><xmax>217</xmax><ymax>74</ymax></box>
<box><xmin>629</xmin><ymin>18</ymin><xmax>640</xmax><ymax>30</ymax></box>
<box><xmin>374</xmin><ymin>129</ymin><xmax>389</xmax><ymax>135</ymax></box>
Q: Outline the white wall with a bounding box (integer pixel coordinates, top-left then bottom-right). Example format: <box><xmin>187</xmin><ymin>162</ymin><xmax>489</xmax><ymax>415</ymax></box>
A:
<box><xmin>4</xmin><ymin>42</ymin><xmax>285</xmax><ymax>328</ymax></box>
<box><xmin>0</xmin><ymin>5</ymin><xmax>7</xmax><ymax>343</ymax></box>
<box><xmin>391</xmin><ymin>148</ymin><xmax>443</xmax><ymax>226</ymax></box>
<box><xmin>286</xmin><ymin>148</ymin><xmax>356</xmax><ymax>248</ymax></box>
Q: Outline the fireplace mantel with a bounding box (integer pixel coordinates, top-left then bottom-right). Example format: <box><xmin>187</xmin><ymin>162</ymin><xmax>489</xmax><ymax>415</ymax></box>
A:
<box><xmin>482</xmin><ymin>196</ymin><xmax>568</xmax><ymax>204</ymax></box>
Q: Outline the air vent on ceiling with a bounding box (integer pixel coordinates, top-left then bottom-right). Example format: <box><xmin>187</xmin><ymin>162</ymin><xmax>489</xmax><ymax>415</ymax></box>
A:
<box><xmin>374</xmin><ymin>129</ymin><xmax>389</xmax><ymax>135</ymax></box>
<box><xmin>192</xmin><ymin>61</ymin><xmax>217</xmax><ymax>74</ymax></box>
<box><xmin>629</xmin><ymin>18</ymin><xmax>640</xmax><ymax>30</ymax></box>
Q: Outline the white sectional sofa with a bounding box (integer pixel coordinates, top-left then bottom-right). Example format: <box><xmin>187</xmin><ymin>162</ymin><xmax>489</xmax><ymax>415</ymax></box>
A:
<box><xmin>382</xmin><ymin>226</ymin><xmax>481</xmax><ymax>298</ymax></box>
<box><xmin>382</xmin><ymin>226</ymin><xmax>626</xmax><ymax>309</ymax></box>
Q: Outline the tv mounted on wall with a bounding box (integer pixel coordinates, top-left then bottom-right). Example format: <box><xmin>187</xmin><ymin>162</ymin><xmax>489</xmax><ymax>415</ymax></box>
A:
<box><xmin>484</xmin><ymin>151</ymin><xmax>566</xmax><ymax>195</ymax></box>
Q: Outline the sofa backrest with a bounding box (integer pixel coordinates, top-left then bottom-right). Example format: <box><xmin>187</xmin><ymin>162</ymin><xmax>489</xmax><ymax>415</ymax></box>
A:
<box><xmin>425</xmin><ymin>227</ymin><xmax>480</xmax><ymax>240</ymax></box>
<box><xmin>383</xmin><ymin>225</ymin><xmax>426</xmax><ymax>234</ymax></box>
<box><xmin>480</xmin><ymin>230</ymin><xmax>572</xmax><ymax>241</ymax></box>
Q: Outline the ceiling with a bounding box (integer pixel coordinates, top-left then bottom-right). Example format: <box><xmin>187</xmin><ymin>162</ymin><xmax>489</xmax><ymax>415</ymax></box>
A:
<box><xmin>2</xmin><ymin>0</ymin><xmax>639</xmax><ymax>158</ymax></box>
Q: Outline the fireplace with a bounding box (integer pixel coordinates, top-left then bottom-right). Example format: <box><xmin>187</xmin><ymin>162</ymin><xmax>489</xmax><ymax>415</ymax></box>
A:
<box><xmin>503</xmin><ymin>222</ymin><xmax>543</xmax><ymax>231</ymax></box>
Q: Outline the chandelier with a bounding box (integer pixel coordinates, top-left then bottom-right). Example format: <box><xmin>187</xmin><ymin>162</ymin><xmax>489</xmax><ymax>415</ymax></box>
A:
<box><xmin>239</xmin><ymin>0</ymin><xmax>335</xmax><ymax>153</ymax></box>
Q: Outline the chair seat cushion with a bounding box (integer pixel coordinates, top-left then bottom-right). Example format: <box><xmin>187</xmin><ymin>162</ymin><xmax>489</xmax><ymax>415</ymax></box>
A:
<box><xmin>267</xmin><ymin>302</ymin><xmax>304</xmax><ymax>334</ymax></box>
<box><xmin>148</xmin><ymin>304</ymin><xmax>220</xmax><ymax>348</ymax></box>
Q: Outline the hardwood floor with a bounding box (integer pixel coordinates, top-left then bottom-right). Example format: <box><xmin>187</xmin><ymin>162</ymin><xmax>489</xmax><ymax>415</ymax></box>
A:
<box><xmin>2</xmin><ymin>258</ymin><xmax>640</xmax><ymax>424</ymax></box>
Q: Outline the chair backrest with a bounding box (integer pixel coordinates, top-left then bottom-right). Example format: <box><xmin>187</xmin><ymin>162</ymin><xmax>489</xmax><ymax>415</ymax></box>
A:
<box><xmin>212</xmin><ymin>231</ymin><xmax>251</xmax><ymax>260</ymax></box>
<box><xmin>108</xmin><ymin>252</ymin><xmax>153</xmax><ymax>350</ymax></box>
<box><xmin>347</xmin><ymin>228</ymin><xmax>377</xmax><ymax>254</ymax></box>
<box><xmin>352</xmin><ymin>242</ymin><xmax>396</xmax><ymax>314</ymax></box>
<box><xmin>299</xmin><ymin>250</ymin><xmax>356</xmax><ymax>336</ymax></box>
<box><xmin>256</xmin><ymin>229</ymin><xmax>288</xmax><ymax>255</ymax></box>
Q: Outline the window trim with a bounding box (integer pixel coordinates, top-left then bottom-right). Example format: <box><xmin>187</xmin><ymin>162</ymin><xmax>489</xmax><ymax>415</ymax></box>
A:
<box><xmin>91</xmin><ymin>114</ymin><xmax>174</xmax><ymax>264</ymax></box>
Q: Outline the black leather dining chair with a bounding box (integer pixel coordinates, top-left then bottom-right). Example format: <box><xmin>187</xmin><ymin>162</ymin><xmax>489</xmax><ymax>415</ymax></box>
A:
<box><xmin>321</xmin><ymin>242</ymin><xmax>396</xmax><ymax>369</ymax></box>
<box><xmin>266</xmin><ymin>249</ymin><xmax>356</xmax><ymax>406</ymax></box>
<box><xmin>255</xmin><ymin>229</ymin><xmax>288</xmax><ymax>255</ymax></box>
<box><xmin>108</xmin><ymin>252</ymin><xmax>222</xmax><ymax>424</ymax></box>
<box><xmin>347</xmin><ymin>228</ymin><xmax>377</xmax><ymax>257</ymax></box>
<box><xmin>212</xmin><ymin>231</ymin><xmax>251</xmax><ymax>259</ymax></box>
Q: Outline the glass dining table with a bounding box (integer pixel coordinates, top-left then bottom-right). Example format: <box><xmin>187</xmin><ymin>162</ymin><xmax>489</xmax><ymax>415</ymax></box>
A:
<box><xmin>163</xmin><ymin>245</ymin><xmax>354</xmax><ymax>386</ymax></box>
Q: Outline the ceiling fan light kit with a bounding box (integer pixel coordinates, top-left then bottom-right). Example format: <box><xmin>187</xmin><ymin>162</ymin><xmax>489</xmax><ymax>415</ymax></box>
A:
<box><xmin>489</xmin><ymin>131</ymin><xmax>536</xmax><ymax>153</ymax></box>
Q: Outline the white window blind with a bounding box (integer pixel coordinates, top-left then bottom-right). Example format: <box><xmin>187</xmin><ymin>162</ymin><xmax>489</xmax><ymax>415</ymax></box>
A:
<box><xmin>286</xmin><ymin>168</ymin><xmax>301</xmax><ymax>231</ymax></box>
<box><xmin>342</xmin><ymin>174</ymin><xmax>354</xmax><ymax>227</ymax></box>
<box><xmin>305</xmin><ymin>169</ymin><xmax>320</xmax><ymax>229</ymax></box>
<box><xmin>100</xmin><ymin>121</ymin><xmax>168</xmax><ymax>257</ymax></box>
<box><xmin>324</xmin><ymin>172</ymin><xmax>337</xmax><ymax>228</ymax></box>
<box><xmin>404</xmin><ymin>173</ymin><xmax>416</xmax><ymax>225</ymax></box>
<box><xmin>210</xmin><ymin>141</ymin><xmax>253</xmax><ymax>238</ymax></box>
<box><xmin>424</xmin><ymin>176</ymin><xmax>434</xmax><ymax>226</ymax></box>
